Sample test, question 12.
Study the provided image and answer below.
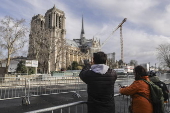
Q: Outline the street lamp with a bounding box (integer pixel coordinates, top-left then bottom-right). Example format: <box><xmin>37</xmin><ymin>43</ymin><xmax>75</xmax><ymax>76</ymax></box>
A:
<box><xmin>155</xmin><ymin>63</ymin><xmax>156</xmax><ymax>71</ymax></box>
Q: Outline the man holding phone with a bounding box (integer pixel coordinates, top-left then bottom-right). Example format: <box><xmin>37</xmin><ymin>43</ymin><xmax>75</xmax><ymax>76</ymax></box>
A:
<box><xmin>79</xmin><ymin>51</ymin><xmax>117</xmax><ymax>113</ymax></box>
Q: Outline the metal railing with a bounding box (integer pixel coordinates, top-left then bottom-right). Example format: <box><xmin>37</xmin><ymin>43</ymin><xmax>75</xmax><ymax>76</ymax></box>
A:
<box><xmin>25</xmin><ymin>101</ymin><xmax>87</xmax><ymax>113</ymax></box>
<box><xmin>0</xmin><ymin>75</ymin><xmax>169</xmax><ymax>112</ymax></box>
<box><xmin>0</xmin><ymin>77</ymin><xmax>26</xmax><ymax>100</ymax></box>
<box><xmin>0</xmin><ymin>76</ymin><xmax>87</xmax><ymax>105</ymax></box>
<box><xmin>24</xmin><ymin>93</ymin><xmax>170</xmax><ymax>113</ymax></box>
<box><xmin>24</xmin><ymin>94</ymin><xmax>129</xmax><ymax>113</ymax></box>
<box><xmin>28</xmin><ymin>76</ymin><xmax>86</xmax><ymax>96</ymax></box>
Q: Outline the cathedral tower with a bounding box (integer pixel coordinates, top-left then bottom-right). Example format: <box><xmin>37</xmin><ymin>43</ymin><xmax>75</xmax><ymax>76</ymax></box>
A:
<box><xmin>44</xmin><ymin>5</ymin><xmax>66</xmax><ymax>38</ymax></box>
<box><xmin>28</xmin><ymin>5</ymin><xmax>66</xmax><ymax>73</ymax></box>
<box><xmin>44</xmin><ymin>5</ymin><xmax>66</xmax><ymax>71</ymax></box>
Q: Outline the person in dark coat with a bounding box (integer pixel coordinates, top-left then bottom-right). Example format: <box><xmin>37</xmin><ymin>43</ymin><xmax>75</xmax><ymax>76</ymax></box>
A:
<box><xmin>79</xmin><ymin>51</ymin><xmax>117</xmax><ymax>113</ymax></box>
<box><xmin>148</xmin><ymin>70</ymin><xmax>169</xmax><ymax>102</ymax></box>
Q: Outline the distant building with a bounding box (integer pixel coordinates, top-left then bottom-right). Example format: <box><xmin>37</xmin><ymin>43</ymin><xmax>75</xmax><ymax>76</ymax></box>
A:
<box><xmin>27</xmin><ymin>5</ymin><xmax>101</xmax><ymax>72</ymax></box>
<box><xmin>140</xmin><ymin>63</ymin><xmax>150</xmax><ymax>71</ymax></box>
<box><xmin>123</xmin><ymin>65</ymin><xmax>134</xmax><ymax>73</ymax></box>
<box><xmin>107</xmin><ymin>52</ymin><xmax>116</xmax><ymax>68</ymax></box>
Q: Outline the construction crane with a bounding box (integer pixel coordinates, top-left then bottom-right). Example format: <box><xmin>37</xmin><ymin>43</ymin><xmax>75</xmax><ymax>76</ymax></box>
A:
<box><xmin>101</xmin><ymin>18</ymin><xmax>127</xmax><ymax>62</ymax></box>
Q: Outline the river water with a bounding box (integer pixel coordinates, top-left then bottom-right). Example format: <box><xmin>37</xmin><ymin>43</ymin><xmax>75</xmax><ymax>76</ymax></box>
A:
<box><xmin>114</xmin><ymin>73</ymin><xmax>170</xmax><ymax>94</ymax></box>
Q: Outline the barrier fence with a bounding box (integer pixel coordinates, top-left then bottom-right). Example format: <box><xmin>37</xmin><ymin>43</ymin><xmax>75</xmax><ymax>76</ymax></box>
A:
<box><xmin>0</xmin><ymin>76</ymin><xmax>87</xmax><ymax>104</ymax></box>
<box><xmin>0</xmin><ymin>77</ymin><xmax>26</xmax><ymax>100</ymax></box>
<box><xmin>0</xmin><ymin>75</ymin><xmax>170</xmax><ymax>113</ymax></box>
<box><xmin>29</xmin><ymin>76</ymin><xmax>86</xmax><ymax>96</ymax></box>
<box><xmin>24</xmin><ymin>94</ymin><xmax>131</xmax><ymax>113</ymax></box>
<box><xmin>25</xmin><ymin>94</ymin><xmax>170</xmax><ymax>113</ymax></box>
<box><xmin>25</xmin><ymin>101</ymin><xmax>87</xmax><ymax>113</ymax></box>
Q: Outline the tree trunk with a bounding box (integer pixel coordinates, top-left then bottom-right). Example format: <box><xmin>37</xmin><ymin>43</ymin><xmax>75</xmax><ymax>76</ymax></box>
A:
<box><xmin>47</xmin><ymin>60</ymin><xmax>50</xmax><ymax>74</ymax></box>
<box><xmin>5</xmin><ymin>51</ymin><xmax>11</xmax><ymax>74</ymax></box>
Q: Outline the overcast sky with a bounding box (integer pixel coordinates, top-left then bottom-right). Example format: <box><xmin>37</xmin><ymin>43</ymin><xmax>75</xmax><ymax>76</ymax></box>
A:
<box><xmin>0</xmin><ymin>0</ymin><xmax>170</xmax><ymax>67</ymax></box>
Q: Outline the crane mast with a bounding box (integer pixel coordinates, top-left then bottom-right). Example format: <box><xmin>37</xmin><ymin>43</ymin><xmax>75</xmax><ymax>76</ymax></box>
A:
<box><xmin>101</xmin><ymin>18</ymin><xmax>127</xmax><ymax>62</ymax></box>
<box><xmin>120</xmin><ymin>26</ymin><xmax>123</xmax><ymax>62</ymax></box>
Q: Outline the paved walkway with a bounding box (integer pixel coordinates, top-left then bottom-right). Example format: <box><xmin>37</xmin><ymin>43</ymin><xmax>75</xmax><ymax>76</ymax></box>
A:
<box><xmin>0</xmin><ymin>91</ymin><xmax>131</xmax><ymax>113</ymax></box>
<box><xmin>0</xmin><ymin>91</ymin><xmax>87</xmax><ymax>113</ymax></box>
<box><xmin>1</xmin><ymin>91</ymin><xmax>170</xmax><ymax>113</ymax></box>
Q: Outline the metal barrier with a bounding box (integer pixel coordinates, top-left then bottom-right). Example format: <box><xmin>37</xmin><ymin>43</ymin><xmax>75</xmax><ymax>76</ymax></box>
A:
<box><xmin>24</xmin><ymin>94</ymin><xmax>127</xmax><ymax>113</ymax></box>
<box><xmin>0</xmin><ymin>76</ymin><xmax>87</xmax><ymax>105</ymax></box>
<box><xmin>25</xmin><ymin>101</ymin><xmax>87</xmax><ymax>113</ymax></box>
<box><xmin>28</xmin><ymin>76</ymin><xmax>86</xmax><ymax>96</ymax></box>
<box><xmin>0</xmin><ymin>77</ymin><xmax>26</xmax><ymax>100</ymax></box>
<box><xmin>24</xmin><ymin>93</ymin><xmax>170</xmax><ymax>113</ymax></box>
<box><xmin>114</xmin><ymin>94</ymin><xmax>131</xmax><ymax>113</ymax></box>
<box><xmin>0</xmin><ymin>75</ymin><xmax>170</xmax><ymax>112</ymax></box>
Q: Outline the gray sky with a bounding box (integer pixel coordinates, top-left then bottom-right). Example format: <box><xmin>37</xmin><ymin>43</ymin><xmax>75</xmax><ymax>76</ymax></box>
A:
<box><xmin>0</xmin><ymin>0</ymin><xmax>170</xmax><ymax>66</ymax></box>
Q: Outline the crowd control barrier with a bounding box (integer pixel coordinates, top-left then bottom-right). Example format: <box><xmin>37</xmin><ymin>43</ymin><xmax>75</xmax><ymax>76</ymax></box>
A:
<box><xmin>0</xmin><ymin>76</ymin><xmax>87</xmax><ymax>105</ymax></box>
<box><xmin>25</xmin><ymin>101</ymin><xmax>87</xmax><ymax>113</ymax></box>
<box><xmin>25</xmin><ymin>93</ymin><xmax>170</xmax><ymax>113</ymax></box>
<box><xmin>0</xmin><ymin>75</ymin><xmax>169</xmax><ymax>112</ymax></box>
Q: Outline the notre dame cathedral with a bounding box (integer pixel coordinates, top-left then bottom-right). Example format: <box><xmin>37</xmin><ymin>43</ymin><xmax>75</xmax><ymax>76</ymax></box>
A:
<box><xmin>28</xmin><ymin>5</ymin><xmax>101</xmax><ymax>72</ymax></box>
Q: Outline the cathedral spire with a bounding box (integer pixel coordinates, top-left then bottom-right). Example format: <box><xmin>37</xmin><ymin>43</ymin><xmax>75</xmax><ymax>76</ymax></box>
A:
<box><xmin>80</xmin><ymin>15</ymin><xmax>86</xmax><ymax>45</ymax></box>
<box><xmin>53</xmin><ymin>4</ymin><xmax>56</xmax><ymax>9</ymax></box>
<box><xmin>81</xmin><ymin>15</ymin><xmax>85</xmax><ymax>35</ymax></box>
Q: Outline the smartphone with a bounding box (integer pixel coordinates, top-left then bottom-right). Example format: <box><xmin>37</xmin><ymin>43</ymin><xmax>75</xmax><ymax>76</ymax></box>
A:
<box><xmin>118</xmin><ymin>84</ymin><xmax>122</xmax><ymax>88</ymax></box>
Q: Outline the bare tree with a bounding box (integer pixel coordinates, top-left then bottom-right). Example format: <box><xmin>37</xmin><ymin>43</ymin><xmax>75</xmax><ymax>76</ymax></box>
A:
<box><xmin>0</xmin><ymin>16</ymin><xmax>28</xmax><ymax>73</ymax></box>
<box><xmin>29</xmin><ymin>22</ymin><xmax>67</xmax><ymax>73</ymax></box>
<box><xmin>54</xmin><ymin>37</ymin><xmax>67</xmax><ymax>71</ymax></box>
<box><xmin>28</xmin><ymin>21</ymin><xmax>47</xmax><ymax>60</ymax></box>
<box><xmin>42</xmin><ymin>30</ymin><xmax>68</xmax><ymax>73</ymax></box>
<box><xmin>157</xmin><ymin>43</ymin><xmax>170</xmax><ymax>68</ymax></box>
<box><xmin>0</xmin><ymin>43</ymin><xmax>4</xmax><ymax>59</ymax></box>
<box><xmin>28</xmin><ymin>22</ymin><xmax>50</xmax><ymax>73</ymax></box>
<box><xmin>0</xmin><ymin>48</ymin><xmax>3</xmax><ymax>67</ymax></box>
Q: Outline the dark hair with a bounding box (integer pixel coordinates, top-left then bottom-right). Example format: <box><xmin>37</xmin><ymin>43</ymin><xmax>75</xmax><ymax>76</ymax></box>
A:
<box><xmin>134</xmin><ymin>65</ymin><xmax>147</xmax><ymax>80</ymax></box>
<box><xmin>93</xmin><ymin>51</ymin><xmax>107</xmax><ymax>64</ymax></box>
<box><xmin>148</xmin><ymin>70</ymin><xmax>156</xmax><ymax>77</ymax></box>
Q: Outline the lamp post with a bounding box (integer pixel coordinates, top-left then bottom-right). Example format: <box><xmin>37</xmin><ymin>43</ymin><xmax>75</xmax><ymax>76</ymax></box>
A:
<box><xmin>155</xmin><ymin>63</ymin><xmax>156</xmax><ymax>71</ymax></box>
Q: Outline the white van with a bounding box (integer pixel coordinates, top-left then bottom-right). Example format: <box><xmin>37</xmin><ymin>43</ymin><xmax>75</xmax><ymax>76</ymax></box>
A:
<box><xmin>114</xmin><ymin>68</ymin><xmax>127</xmax><ymax>74</ymax></box>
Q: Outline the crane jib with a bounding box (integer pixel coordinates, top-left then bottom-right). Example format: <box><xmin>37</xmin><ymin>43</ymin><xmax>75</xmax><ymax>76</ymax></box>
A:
<box><xmin>101</xmin><ymin>18</ymin><xmax>127</xmax><ymax>62</ymax></box>
<box><xmin>101</xmin><ymin>18</ymin><xmax>127</xmax><ymax>47</ymax></box>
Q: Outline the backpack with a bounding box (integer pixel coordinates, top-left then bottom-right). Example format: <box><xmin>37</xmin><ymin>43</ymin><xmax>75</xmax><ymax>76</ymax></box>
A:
<box><xmin>142</xmin><ymin>79</ymin><xmax>165</xmax><ymax>113</ymax></box>
<box><xmin>153</xmin><ymin>81</ymin><xmax>169</xmax><ymax>101</ymax></box>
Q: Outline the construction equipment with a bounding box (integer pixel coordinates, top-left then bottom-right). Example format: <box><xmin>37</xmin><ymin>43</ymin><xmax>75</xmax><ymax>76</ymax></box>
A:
<box><xmin>101</xmin><ymin>18</ymin><xmax>127</xmax><ymax>62</ymax></box>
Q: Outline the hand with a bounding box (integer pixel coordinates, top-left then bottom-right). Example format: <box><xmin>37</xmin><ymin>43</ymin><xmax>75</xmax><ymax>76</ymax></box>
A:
<box><xmin>121</xmin><ymin>85</ymin><xmax>128</xmax><ymax>88</ymax></box>
<box><xmin>118</xmin><ymin>84</ymin><xmax>128</xmax><ymax>88</ymax></box>
<box><xmin>121</xmin><ymin>86</ymin><xmax>127</xmax><ymax>88</ymax></box>
<box><xmin>84</xmin><ymin>59</ymin><xmax>90</xmax><ymax>65</ymax></box>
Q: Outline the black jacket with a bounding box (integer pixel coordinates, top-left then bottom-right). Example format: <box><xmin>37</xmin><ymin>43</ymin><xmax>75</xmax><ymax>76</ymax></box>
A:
<box><xmin>79</xmin><ymin>64</ymin><xmax>117</xmax><ymax>113</ymax></box>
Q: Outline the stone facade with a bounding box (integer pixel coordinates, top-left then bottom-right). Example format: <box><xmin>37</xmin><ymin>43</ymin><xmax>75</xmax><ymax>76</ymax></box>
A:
<box><xmin>28</xmin><ymin>5</ymin><xmax>101</xmax><ymax>72</ymax></box>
